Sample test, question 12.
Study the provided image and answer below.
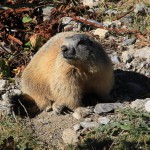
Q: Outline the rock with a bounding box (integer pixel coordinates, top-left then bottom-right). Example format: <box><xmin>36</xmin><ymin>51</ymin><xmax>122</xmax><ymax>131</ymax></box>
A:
<box><xmin>84</xmin><ymin>118</ymin><xmax>92</xmax><ymax>122</ymax></box>
<box><xmin>120</xmin><ymin>15</ymin><xmax>133</xmax><ymax>25</ymax></box>
<box><xmin>82</xmin><ymin>0</ymin><xmax>99</xmax><ymax>7</ymax></box>
<box><xmin>73</xmin><ymin>107</ymin><xmax>93</xmax><ymax>120</ymax></box>
<box><xmin>73</xmin><ymin>124</ymin><xmax>82</xmax><ymax>131</ymax></box>
<box><xmin>134</xmin><ymin>3</ymin><xmax>147</xmax><ymax>14</ymax></box>
<box><xmin>122</xmin><ymin>51</ymin><xmax>133</xmax><ymax>63</ymax></box>
<box><xmin>0</xmin><ymin>80</ymin><xmax>8</xmax><ymax>91</ymax></box>
<box><xmin>122</xmin><ymin>47</ymin><xmax>150</xmax><ymax>64</ymax></box>
<box><xmin>72</xmin><ymin>112</ymin><xmax>82</xmax><ymax>120</ymax></box>
<box><xmin>10</xmin><ymin>89</ymin><xmax>22</xmax><ymax>95</ymax></box>
<box><xmin>125</xmin><ymin>63</ymin><xmax>132</xmax><ymax>69</ymax></box>
<box><xmin>105</xmin><ymin>9</ymin><xmax>118</xmax><ymax>15</ymax></box>
<box><xmin>42</xmin><ymin>6</ymin><xmax>54</xmax><ymax>21</ymax></box>
<box><xmin>145</xmin><ymin>99</ymin><xmax>150</xmax><ymax>112</ymax></box>
<box><xmin>61</xmin><ymin>17</ymin><xmax>82</xmax><ymax>31</ymax></box>
<box><xmin>122</xmin><ymin>38</ymin><xmax>136</xmax><ymax>46</ymax></box>
<box><xmin>1</xmin><ymin>92</ymin><xmax>10</xmax><ymax>102</ymax></box>
<box><xmin>62</xmin><ymin>128</ymin><xmax>78</xmax><ymax>144</ymax></box>
<box><xmin>110</xmin><ymin>55</ymin><xmax>120</xmax><ymax>64</ymax></box>
<box><xmin>94</xmin><ymin>103</ymin><xmax>123</xmax><ymax>114</ymax></box>
<box><xmin>80</xmin><ymin>121</ymin><xmax>99</xmax><ymax>128</ymax></box>
<box><xmin>98</xmin><ymin>117</ymin><xmax>110</xmax><ymax>125</ymax></box>
<box><xmin>130</xmin><ymin>99</ymin><xmax>145</xmax><ymax>109</ymax></box>
<box><xmin>92</xmin><ymin>28</ymin><xmax>109</xmax><ymax>38</ymax></box>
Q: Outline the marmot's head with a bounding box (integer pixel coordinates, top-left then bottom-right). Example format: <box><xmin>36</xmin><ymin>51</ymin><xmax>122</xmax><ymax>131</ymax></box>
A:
<box><xmin>60</xmin><ymin>34</ymin><xmax>102</xmax><ymax>65</ymax></box>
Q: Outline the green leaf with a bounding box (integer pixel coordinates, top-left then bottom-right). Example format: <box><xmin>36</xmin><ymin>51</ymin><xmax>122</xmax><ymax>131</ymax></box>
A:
<box><xmin>22</xmin><ymin>16</ymin><xmax>32</xmax><ymax>23</ymax></box>
<box><xmin>0</xmin><ymin>58</ymin><xmax>10</xmax><ymax>78</ymax></box>
<box><xmin>120</xmin><ymin>124</ymin><xmax>131</xmax><ymax>130</ymax></box>
<box><xmin>25</xmin><ymin>41</ymin><xmax>32</xmax><ymax>47</ymax></box>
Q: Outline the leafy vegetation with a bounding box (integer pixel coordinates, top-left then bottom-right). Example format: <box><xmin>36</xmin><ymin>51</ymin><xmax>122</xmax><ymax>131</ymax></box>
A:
<box><xmin>67</xmin><ymin>108</ymin><xmax>150</xmax><ymax>150</ymax></box>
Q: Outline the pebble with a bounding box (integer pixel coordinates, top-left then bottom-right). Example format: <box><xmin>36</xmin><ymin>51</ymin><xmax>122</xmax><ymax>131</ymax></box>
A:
<box><xmin>122</xmin><ymin>38</ymin><xmax>136</xmax><ymax>46</ymax></box>
<box><xmin>1</xmin><ymin>92</ymin><xmax>10</xmax><ymax>102</ymax></box>
<box><xmin>73</xmin><ymin>107</ymin><xmax>93</xmax><ymax>120</ymax></box>
<box><xmin>0</xmin><ymin>79</ymin><xmax>8</xmax><ymax>91</ymax></box>
<box><xmin>98</xmin><ymin>117</ymin><xmax>110</xmax><ymax>125</ymax></box>
<box><xmin>145</xmin><ymin>99</ymin><xmax>150</xmax><ymax>112</ymax></box>
<box><xmin>110</xmin><ymin>55</ymin><xmax>120</xmax><ymax>64</ymax></box>
<box><xmin>62</xmin><ymin>128</ymin><xmax>78</xmax><ymax>144</ymax></box>
<box><xmin>84</xmin><ymin>118</ymin><xmax>92</xmax><ymax>122</ymax></box>
<box><xmin>134</xmin><ymin>3</ymin><xmax>146</xmax><ymax>14</ymax></box>
<box><xmin>130</xmin><ymin>99</ymin><xmax>145</xmax><ymax>109</ymax></box>
<box><xmin>94</xmin><ymin>103</ymin><xmax>123</xmax><ymax>114</ymax></box>
<box><xmin>80</xmin><ymin>121</ymin><xmax>99</xmax><ymax>128</ymax></box>
<box><xmin>92</xmin><ymin>28</ymin><xmax>109</xmax><ymax>38</ymax></box>
<box><xmin>42</xmin><ymin>6</ymin><xmax>54</xmax><ymax>21</ymax></box>
<box><xmin>72</xmin><ymin>112</ymin><xmax>82</xmax><ymax>120</ymax></box>
<box><xmin>73</xmin><ymin>124</ymin><xmax>82</xmax><ymax>131</ymax></box>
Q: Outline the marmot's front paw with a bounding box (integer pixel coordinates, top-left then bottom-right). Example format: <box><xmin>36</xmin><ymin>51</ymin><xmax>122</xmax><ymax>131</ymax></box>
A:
<box><xmin>52</xmin><ymin>103</ymin><xmax>65</xmax><ymax>115</ymax></box>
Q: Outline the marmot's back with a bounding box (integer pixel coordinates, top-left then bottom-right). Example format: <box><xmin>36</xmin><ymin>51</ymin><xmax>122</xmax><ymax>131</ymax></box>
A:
<box><xmin>21</xmin><ymin>32</ymin><xmax>114</xmax><ymax>114</ymax></box>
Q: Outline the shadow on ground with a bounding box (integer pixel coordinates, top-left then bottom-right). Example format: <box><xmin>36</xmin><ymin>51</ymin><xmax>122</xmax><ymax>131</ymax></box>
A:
<box><xmin>11</xmin><ymin>69</ymin><xmax>150</xmax><ymax>118</ymax></box>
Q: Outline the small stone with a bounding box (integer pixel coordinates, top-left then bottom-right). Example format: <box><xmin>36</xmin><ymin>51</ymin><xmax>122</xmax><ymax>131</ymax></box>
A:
<box><xmin>130</xmin><ymin>99</ymin><xmax>145</xmax><ymax>109</ymax></box>
<box><xmin>74</xmin><ymin>107</ymin><xmax>93</xmax><ymax>119</ymax></box>
<box><xmin>98</xmin><ymin>117</ymin><xmax>110</xmax><ymax>125</ymax></box>
<box><xmin>1</xmin><ymin>92</ymin><xmax>10</xmax><ymax>102</ymax></box>
<box><xmin>92</xmin><ymin>28</ymin><xmax>109</xmax><ymax>38</ymax></box>
<box><xmin>84</xmin><ymin>118</ymin><xmax>92</xmax><ymax>122</ymax></box>
<box><xmin>122</xmin><ymin>51</ymin><xmax>133</xmax><ymax>63</ymax></box>
<box><xmin>42</xmin><ymin>6</ymin><xmax>54</xmax><ymax>21</ymax></box>
<box><xmin>134</xmin><ymin>3</ymin><xmax>147</xmax><ymax>14</ymax></box>
<box><xmin>80</xmin><ymin>121</ymin><xmax>99</xmax><ymax>128</ymax></box>
<box><xmin>82</xmin><ymin>0</ymin><xmax>99</xmax><ymax>7</ymax></box>
<box><xmin>62</xmin><ymin>128</ymin><xmax>78</xmax><ymax>144</ymax></box>
<box><xmin>110</xmin><ymin>55</ymin><xmax>120</xmax><ymax>64</ymax></box>
<box><xmin>105</xmin><ymin>9</ymin><xmax>118</xmax><ymax>15</ymax></box>
<box><xmin>0</xmin><ymin>80</ymin><xmax>8</xmax><ymax>91</ymax></box>
<box><xmin>126</xmin><ymin>63</ymin><xmax>132</xmax><ymax>69</ymax></box>
<box><xmin>94</xmin><ymin>103</ymin><xmax>123</xmax><ymax>114</ymax></box>
<box><xmin>73</xmin><ymin>124</ymin><xmax>82</xmax><ymax>131</ymax></box>
<box><xmin>10</xmin><ymin>89</ymin><xmax>22</xmax><ymax>95</ymax></box>
<box><xmin>72</xmin><ymin>112</ymin><xmax>82</xmax><ymax>120</ymax></box>
<box><xmin>122</xmin><ymin>38</ymin><xmax>136</xmax><ymax>46</ymax></box>
<box><xmin>145</xmin><ymin>100</ymin><xmax>150</xmax><ymax>112</ymax></box>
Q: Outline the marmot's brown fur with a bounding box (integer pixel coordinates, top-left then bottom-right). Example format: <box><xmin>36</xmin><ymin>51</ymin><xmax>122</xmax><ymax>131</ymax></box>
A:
<box><xmin>21</xmin><ymin>32</ymin><xmax>114</xmax><ymax>114</ymax></box>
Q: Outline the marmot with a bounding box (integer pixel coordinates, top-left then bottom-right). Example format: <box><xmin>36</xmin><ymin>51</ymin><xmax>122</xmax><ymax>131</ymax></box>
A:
<box><xmin>21</xmin><ymin>32</ymin><xmax>114</xmax><ymax>114</ymax></box>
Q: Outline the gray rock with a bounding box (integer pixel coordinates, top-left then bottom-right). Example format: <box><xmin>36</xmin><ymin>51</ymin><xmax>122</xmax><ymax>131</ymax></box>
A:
<box><xmin>98</xmin><ymin>117</ymin><xmax>110</xmax><ymax>125</ymax></box>
<box><xmin>61</xmin><ymin>17</ymin><xmax>82</xmax><ymax>31</ymax></box>
<box><xmin>73</xmin><ymin>124</ymin><xmax>82</xmax><ymax>131</ymax></box>
<box><xmin>125</xmin><ymin>63</ymin><xmax>132</xmax><ymax>69</ymax></box>
<box><xmin>122</xmin><ymin>38</ymin><xmax>136</xmax><ymax>46</ymax></box>
<box><xmin>130</xmin><ymin>99</ymin><xmax>145</xmax><ymax>109</ymax></box>
<box><xmin>10</xmin><ymin>89</ymin><xmax>22</xmax><ymax>95</ymax></box>
<box><xmin>0</xmin><ymin>80</ymin><xmax>8</xmax><ymax>91</ymax></box>
<box><xmin>105</xmin><ymin>9</ymin><xmax>118</xmax><ymax>15</ymax></box>
<box><xmin>84</xmin><ymin>118</ymin><xmax>92</xmax><ymax>122</ymax></box>
<box><xmin>42</xmin><ymin>6</ymin><xmax>54</xmax><ymax>21</ymax></box>
<box><xmin>110</xmin><ymin>55</ymin><xmax>120</xmax><ymax>64</ymax></box>
<box><xmin>80</xmin><ymin>121</ymin><xmax>99</xmax><ymax>128</ymax></box>
<box><xmin>120</xmin><ymin>15</ymin><xmax>133</xmax><ymax>25</ymax></box>
<box><xmin>145</xmin><ymin>99</ymin><xmax>150</xmax><ymax>112</ymax></box>
<box><xmin>94</xmin><ymin>103</ymin><xmax>123</xmax><ymax>114</ymax></box>
<box><xmin>62</xmin><ymin>128</ymin><xmax>79</xmax><ymax>144</ymax></box>
<box><xmin>1</xmin><ymin>92</ymin><xmax>10</xmax><ymax>102</ymax></box>
<box><xmin>72</xmin><ymin>112</ymin><xmax>82</xmax><ymax>120</ymax></box>
<box><xmin>122</xmin><ymin>47</ymin><xmax>150</xmax><ymax>62</ymax></box>
<box><xmin>134</xmin><ymin>3</ymin><xmax>147</xmax><ymax>14</ymax></box>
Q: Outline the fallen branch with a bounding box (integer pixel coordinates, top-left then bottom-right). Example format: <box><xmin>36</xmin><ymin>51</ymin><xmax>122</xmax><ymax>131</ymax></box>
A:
<box><xmin>71</xmin><ymin>15</ymin><xmax>138</xmax><ymax>34</ymax></box>
<box><xmin>8</xmin><ymin>34</ymin><xmax>23</xmax><ymax>45</ymax></box>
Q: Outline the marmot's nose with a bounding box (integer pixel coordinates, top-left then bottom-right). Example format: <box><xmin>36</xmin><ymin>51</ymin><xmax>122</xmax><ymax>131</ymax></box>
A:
<box><xmin>61</xmin><ymin>45</ymin><xmax>76</xmax><ymax>59</ymax></box>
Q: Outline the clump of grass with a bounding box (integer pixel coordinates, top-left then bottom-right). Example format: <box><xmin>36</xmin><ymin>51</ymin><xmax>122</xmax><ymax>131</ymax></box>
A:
<box><xmin>0</xmin><ymin>113</ymin><xmax>45</xmax><ymax>150</ymax></box>
<box><xmin>67</xmin><ymin>108</ymin><xmax>150</xmax><ymax>150</ymax></box>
